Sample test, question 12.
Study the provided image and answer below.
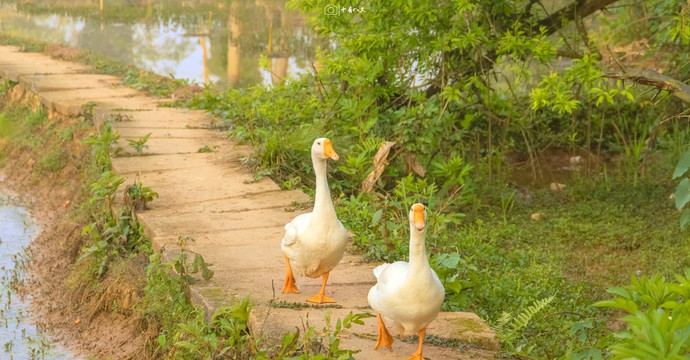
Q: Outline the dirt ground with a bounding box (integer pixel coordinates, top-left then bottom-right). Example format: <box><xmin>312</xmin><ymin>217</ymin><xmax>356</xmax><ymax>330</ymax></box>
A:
<box><xmin>0</xmin><ymin>88</ymin><xmax>153</xmax><ymax>359</ymax></box>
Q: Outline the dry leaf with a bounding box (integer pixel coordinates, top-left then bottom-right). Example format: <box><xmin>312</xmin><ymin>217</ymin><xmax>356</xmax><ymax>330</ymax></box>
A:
<box><xmin>403</xmin><ymin>152</ymin><xmax>426</xmax><ymax>177</ymax></box>
<box><xmin>360</xmin><ymin>141</ymin><xmax>396</xmax><ymax>193</ymax></box>
<box><xmin>530</xmin><ymin>213</ymin><xmax>545</xmax><ymax>221</ymax></box>
<box><xmin>550</xmin><ymin>182</ymin><xmax>566</xmax><ymax>192</ymax></box>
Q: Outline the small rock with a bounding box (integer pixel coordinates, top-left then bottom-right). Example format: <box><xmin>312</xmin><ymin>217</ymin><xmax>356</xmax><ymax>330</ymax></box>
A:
<box><xmin>550</xmin><ymin>182</ymin><xmax>566</xmax><ymax>192</ymax></box>
<box><xmin>569</xmin><ymin>156</ymin><xmax>582</xmax><ymax>165</ymax></box>
<box><xmin>669</xmin><ymin>193</ymin><xmax>676</xmax><ymax>200</ymax></box>
<box><xmin>530</xmin><ymin>213</ymin><xmax>545</xmax><ymax>221</ymax></box>
<box><xmin>74</xmin><ymin>318</ymin><xmax>81</xmax><ymax>325</ymax></box>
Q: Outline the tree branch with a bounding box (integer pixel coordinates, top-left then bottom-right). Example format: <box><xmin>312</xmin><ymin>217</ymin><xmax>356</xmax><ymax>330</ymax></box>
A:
<box><xmin>603</xmin><ymin>68</ymin><xmax>690</xmax><ymax>104</ymax></box>
<box><xmin>534</xmin><ymin>0</ymin><xmax>620</xmax><ymax>36</ymax></box>
<box><xmin>423</xmin><ymin>0</ymin><xmax>620</xmax><ymax>99</ymax></box>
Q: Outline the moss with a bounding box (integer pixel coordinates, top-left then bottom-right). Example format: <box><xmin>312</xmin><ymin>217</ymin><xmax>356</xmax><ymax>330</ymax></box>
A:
<box><xmin>198</xmin><ymin>287</ymin><xmax>228</xmax><ymax>306</ymax></box>
<box><xmin>269</xmin><ymin>300</ymin><xmax>343</xmax><ymax>310</ymax></box>
<box><xmin>452</xmin><ymin>317</ymin><xmax>486</xmax><ymax>334</ymax></box>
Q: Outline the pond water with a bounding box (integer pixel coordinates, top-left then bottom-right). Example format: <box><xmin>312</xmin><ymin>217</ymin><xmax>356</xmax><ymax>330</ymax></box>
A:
<box><xmin>0</xmin><ymin>0</ymin><xmax>317</xmax><ymax>88</ymax></box>
<box><xmin>0</xmin><ymin>193</ymin><xmax>75</xmax><ymax>359</ymax></box>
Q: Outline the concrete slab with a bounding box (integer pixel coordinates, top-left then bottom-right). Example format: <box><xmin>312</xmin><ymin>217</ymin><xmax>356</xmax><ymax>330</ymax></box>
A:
<box><xmin>18</xmin><ymin>73</ymin><xmax>122</xmax><ymax>93</ymax></box>
<box><xmin>103</xmin><ymin>107</ymin><xmax>217</xmax><ymax>129</ymax></box>
<box><xmin>0</xmin><ymin>61</ymin><xmax>92</xmax><ymax>82</ymax></box>
<box><xmin>113</xmin><ymin>135</ymin><xmax>227</xmax><ymax>155</ymax></box>
<box><xmin>116</xmin><ymin>127</ymin><xmax>225</xmax><ymax>140</ymax></box>
<box><xmin>39</xmin><ymin>87</ymin><xmax>142</xmax><ymax>116</ymax></box>
<box><xmin>248</xmin><ymin>307</ymin><xmax>497</xmax><ymax>359</ymax></box>
<box><xmin>111</xmin><ymin>153</ymin><xmax>221</xmax><ymax>174</ymax></box>
<box><xmin>137</xmin><ymin>207</ymin><xmax>295</xmax><ymax>238</ymax></box>
<box><xmin>117</xmin><ymin>167</ymin><xmax>281</xmax><ymax>202</ymax></box>
<box><xmin>0</xmin><ymin>45</ymin><xmax>21</xmax><ymax>53</ymax></box>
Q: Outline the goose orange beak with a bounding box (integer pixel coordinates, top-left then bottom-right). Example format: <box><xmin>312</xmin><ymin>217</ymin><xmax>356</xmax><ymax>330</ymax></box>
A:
<box><xmin>323</xmin><ymin>139</ymin><xmax>339</xmax><ymax>160</ymax></box>
<box><xmin>413</xmin><ymin>204</ymin><xmax>425</xmax><ymax>231</ymax></box>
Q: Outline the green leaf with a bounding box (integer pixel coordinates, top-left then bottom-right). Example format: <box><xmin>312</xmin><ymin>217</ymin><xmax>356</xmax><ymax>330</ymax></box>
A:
<box><xmin>192</xmin><ymin>254</ymin><xmax>204</xmax><ymax>274</ymax></box>
<box><xmin>606</xmin><ymin>287</ymin><xmax>631</xmax><ymax>299</ymax></box>
<box><xmin>573</xmin><ymin>347</ymin><xmax>602</xmax><ymax>360</ymax></box>
<box><xmin>673</xmin><ymin>150</ymin><xmax>690</xmax><ymax>179</ymax></box>
<box><xmin>445</xmin><ymin>280</ymin><xmax>462</xmax><ymax>294</ymax></box>
<box><xmin>569</xmin><ymin>320</ymin><xmax>593</xmax><ymax>343</ymax></box>
<box><xmin>370</xmin><ymin>209</ymin><xmax>383</xmax><ymax>227</ymax></box>
<box><xmin>681</xmin><ymin>208</ymin><xmax>690</xmax><ymax>230</ymax></box>
<box><xmin>675</xmin><ymin>178</ymin><xmax>690</xmax><ymax>209</ymax></box>
<box><xmin>157</xmin><ymin>334</ymin><xmax>166</xmax><ymax>348</ymax></box>
<box><xmin>202</xmin><ymin>266</ymin><xmax>215</xmax><ymax>281</ymax></box>
<box><xmin>443</xmin><ymin>253</ymin><xmax>461</xmax><ymax>268</ymax></box>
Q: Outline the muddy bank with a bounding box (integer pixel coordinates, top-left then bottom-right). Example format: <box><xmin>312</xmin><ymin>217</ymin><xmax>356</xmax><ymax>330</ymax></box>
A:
<box><xmin>0</xmin><ymin>85</ymin><xmax>152</xmax><ymax>359</ymax></box>
<box><xmin>0</xmin><ymin>188</ymin><xmax>75</xmax><ymax>359</ymax></box>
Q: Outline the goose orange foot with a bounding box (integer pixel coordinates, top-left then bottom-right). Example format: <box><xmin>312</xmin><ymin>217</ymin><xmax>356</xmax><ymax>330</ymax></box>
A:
<box><xmin>282</xmin><ymin>255</ymin><xmax>299</xmax><ymax>294</ymax></box>
<box><xmin>306</xmin><ymin>272</ymin><xmax>335</xmax><ymax>303</ymax></box>
<box><xmin>374</xmin><ymin>313</ymin><xmax>394</xmax><ymax>351</ymax></box>
<box><xmin>405</xmin><ymin>328</ymin><xmax>426</xmax><ymax>360</ymax></box>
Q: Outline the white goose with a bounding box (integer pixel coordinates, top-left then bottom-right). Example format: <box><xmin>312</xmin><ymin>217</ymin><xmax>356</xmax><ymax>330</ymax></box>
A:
<box><xmin>367</xmin><ymin>203</ymin><xmax>445</xmax><ymax>360</ymax></box>
<box><xmin>281</xmin><ymin>138</ymin><xmax>347</xmax><ymax>303</ymax></box>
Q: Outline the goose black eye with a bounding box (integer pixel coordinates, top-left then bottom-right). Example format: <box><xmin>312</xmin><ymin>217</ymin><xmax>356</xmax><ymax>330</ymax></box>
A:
<box><xmin>317</xmin><ymin>142</ymin><xmax>321</xmax><ymax>145</ymax></box>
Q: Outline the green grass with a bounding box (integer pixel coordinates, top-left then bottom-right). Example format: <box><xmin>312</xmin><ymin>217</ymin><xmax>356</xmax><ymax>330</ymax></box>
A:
<box><xmin>35</xmin><ymin>146</ymin><xmax>67</xmax><ymax>174</ymax></box>
<box><xmin>427</xmin><ymin>178</ymin><xmax>684</xmax><ymax>356</ymax></box>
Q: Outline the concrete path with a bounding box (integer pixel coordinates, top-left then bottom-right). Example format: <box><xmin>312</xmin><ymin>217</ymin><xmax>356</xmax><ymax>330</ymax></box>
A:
<box><xmin>0</xmin><ymin>45</ymin><xmax>499</xmax><ymax>359</ymax></box>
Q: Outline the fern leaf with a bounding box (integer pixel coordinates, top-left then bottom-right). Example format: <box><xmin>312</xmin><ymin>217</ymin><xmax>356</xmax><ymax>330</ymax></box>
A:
<box><xmin>510</xmin><ymin>295</ymin><xmax>555</xmax><ymax>332</ymax></box>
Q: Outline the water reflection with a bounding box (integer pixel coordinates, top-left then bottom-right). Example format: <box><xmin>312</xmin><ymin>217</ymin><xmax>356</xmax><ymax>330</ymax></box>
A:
<box><xmin>0</xmin><ymin>0</ymin><xmax>316</xmax><ymax>88</ymax></box>
<box><xmin>0</xmin><ymin>194</ymin><xmax>75</xmax><ymax>359</ymax></box>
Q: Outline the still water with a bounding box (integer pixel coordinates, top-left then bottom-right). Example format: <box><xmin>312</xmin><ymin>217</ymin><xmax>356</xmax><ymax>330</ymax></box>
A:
<box><xmin>0</xmin><ymin>0</ymin><xmax>317</xmax><ymax>88</ymax></box>
<box><xmin>0</xmin><ymin>193</ymin><xmax>74</xmax><ymax>359</ymax></box>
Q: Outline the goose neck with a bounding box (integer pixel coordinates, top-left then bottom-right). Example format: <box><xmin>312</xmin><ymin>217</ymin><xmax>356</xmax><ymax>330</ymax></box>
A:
<box><xmin>312</xmin><ymin>155</ymin><xmax>335</xmax><ymax>220</ymax></box>
<box><xmin>408</xmin><ymin>230</ymin><xmax>430</xmax><ymax>271</ymax></box>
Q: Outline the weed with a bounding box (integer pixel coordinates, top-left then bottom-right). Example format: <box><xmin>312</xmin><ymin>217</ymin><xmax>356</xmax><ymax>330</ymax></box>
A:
<box><xmin>35</xmin><ymin>146</ymin><xmax>66</xmax><ymax>174</ymax></box>
<box><xmin>127</xmin><ymin>132</ymin><xmax>151</xmax><ymax>155</ymax></box>
<box><xmin>124</xmin><ymin>175</ymin><xmax>159</xmax><ymax>211</ymax></box>
<box><xmin>593</xmin><ymin>270</ymin><xmax>690</xmax><ymax>359</ymax></box>
<box><xmin>152</xmin><ymin>236</ymin><xmax>214</xmax><ymax>301</ymax></box>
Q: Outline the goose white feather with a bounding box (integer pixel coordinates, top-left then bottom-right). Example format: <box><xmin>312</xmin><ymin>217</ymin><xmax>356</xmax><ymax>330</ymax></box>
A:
<box><xmin>281</xmin><ymin>138</ymin><xmax>347</xmax><ymax>303</ymax></box>
<box><xmin>368</xmin><ymin>203</ymin><xmax>445</xmax><ymax>358</ymax></box>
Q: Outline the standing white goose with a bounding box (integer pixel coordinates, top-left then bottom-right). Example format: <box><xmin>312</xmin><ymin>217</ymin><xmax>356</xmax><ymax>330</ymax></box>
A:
<box><xmin>367</xmin><ymin>203</ymin><xmax>445</xmax><ymax>360</ymax></box>
<box><xmin>281</xmin><ymin>138</ymin><xmax>347</xmax><ymax>303</ymax></box>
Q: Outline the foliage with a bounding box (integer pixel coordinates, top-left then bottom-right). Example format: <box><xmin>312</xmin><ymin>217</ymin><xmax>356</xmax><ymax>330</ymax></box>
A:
<box><xmin>126</xmin><ymin>132</ymin><xmax>151</xmax><ymax>155</ymax></box>
<box><xmin>82</xmin><ymin>122</ymin><xmax>121</xmax><ymax>171</ymax></box>
<box><xmin>154</xmin><ymin>236</ymin><xmax>215</xmax><ymax>301</ymax></box>
<box><xmin>79</xmin><ymin>208</ymin><xmax>148</xmax><ymax>277</ymax></box>
<box><xmin>125</xmin><ymin>177</ymin><xmax>159</xmax><ymax>211</ymax></box>
<box><xmin>594</xmin><ymin>270</ymin><xmax>690</xmax><ymax>359</ymax></box>
<box><xmin>494</xmin><ymin>295</ymin><xmax>556</xmax><ymax>355</ymax></box>
<box><xmin>181</xmin><ymin>1</ymin><xmax>690</xmax><ymax>357</ymax></box>
<box><xmin>673</xmin><ymin>149</ymin><xmax>690</xmax><ymax>229</ymax></box>
<box><xmin>0</xmin><ymin>79</ymin><xmax>16</xmax><ymax>96</ymax></box>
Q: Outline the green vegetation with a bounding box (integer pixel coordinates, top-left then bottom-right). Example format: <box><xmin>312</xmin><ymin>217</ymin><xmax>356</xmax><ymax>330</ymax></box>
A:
<box><xmin>126</xmin><ymin>132</ymin><xmax>152</xmax><ymax>155</ymax></box>
<box><xmin>1</xmin><ymin>79</ymin><xmax>366</xmax><ymax>359</ymax></box>
<box><xmin>592</xmin><ymin>271</ymin><xmax>690</xmax><ymax>359</ymax></box>
<box><xmin>183</xmin><ymin>0</ymin><xmax>690</xmax><ymax>358</ymax></box>
<box><xmin>1</xmin><ymin>0</ymin><xmax>690</xmax><ymax>358</ymax></box>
